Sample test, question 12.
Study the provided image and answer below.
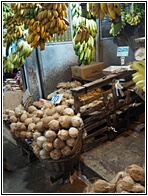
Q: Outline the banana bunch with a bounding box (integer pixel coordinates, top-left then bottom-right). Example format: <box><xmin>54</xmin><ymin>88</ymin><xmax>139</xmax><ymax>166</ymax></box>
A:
<box><xmin>26</xmin><ymin>3</ymin><xmax>69</xmax><ymax>50</ymax></box>
<box><xmin>126</xmin><ymin>12</ymin><xmax>142</xmax><ymax>26</ymax></box>
<box><xmin>89</xmin><ymin>3</ymin><xmax>121</xmax><ymax>20</ymax></box>
<box><xmin>125</xmin><ymin>3</ymin><xmax>142</xmax><ymax>26</ymax></box>
<box><xmin>74</xmin><ymin>25</ymin><xmax>90</xmax><ymax>44</ymax></box>
<box><xmin>131</xmin><ymin>60</ymin><xmax>145</xmax><ymax>91</ymax></box>
<box><xmin>3</xmin><ymin>15</ymin><xmax>25</xmax><ymax>44</ymax></box>
<box><xmin>109</xmin><ymin>21</ymin><xmax>122</xmax><ymax>37</ymax></box>
<box><xmin>3</xmin><ymin>40</ymin><xmax>33</xmax><ymax>73</ymax></box>
<box><xmin>72</xmin><ymin>15</ymin><xmax>86</xmax><ymax>37</ymax></box>
<box><xmin>70</xmin><ymin>3</ymin><xmax>82</xmax><ymax>17</ymax></box>
<box><xmin>11</xmin><ymin>3</ymin><xmax>25</xmax><ymax>24</ymax></box>
<box><xmin>107</xmin><ymin>3</ymin><xmax>122</xmax><ymax>20</ymax></box>
<box><xmin>22</xmin><ymin>3</ymin><xmax>41</xmax><ymax>29</ymax></box>
<box><xmin>74</xmin><ymin>35</ymin><xmax>95</xmax><ymax>65</ymax></box>
<box><xmin>85</xmin><ymin>19</ymin><xmax>97</xmax><ymax>38</ymax></box>
<box><xmin>88</xmin><ymin>3</ymin><xmax>100</xmax><ymax>18</ymax></box>
<box><xmin>3</xmin><ymin>3</ymin><xmax>14</xmax><ymax>28</ymax></box>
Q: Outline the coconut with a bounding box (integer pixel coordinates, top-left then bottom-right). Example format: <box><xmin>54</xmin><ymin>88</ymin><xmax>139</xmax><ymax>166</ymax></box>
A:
<box><xmin>44</xmin><ymin>130</ymin><xmax>56</xmax><ymax>142</ymax></box>
<box><xmin>61</xmin><ymin>145</ymin><xmax>72</xmax><ymax>156</ymax></box>
<box><xmin>57</xmin><ymin>129</ymin><xmax>69</xmax><ymax>141</ymax></box>
<box><xmin>68</xmin><ymin>127</ymin><xmax>79</xmax><ymax>138</ymax></box>
<box><xmin>48</xmin><ymin>120</ymin><xmax>60</xmax><ymax>131</ymax></box>
<box><xmin>53</xmin><ymin>138</ymin><xmax>65</xmax><ymax>150</ymax></box>
<box><xmin>71</xmin><ymin>116</ymin><xmax>83</xmax><ymax>128</ymax></box>
<box><xmin>50</xmin><ymin>149</ymin><xmax>61</xmax><ymax>160</ymax></box>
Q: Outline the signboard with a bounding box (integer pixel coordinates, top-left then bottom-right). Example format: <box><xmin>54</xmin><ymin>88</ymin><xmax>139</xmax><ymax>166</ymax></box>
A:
<box><xmin>117</xmin><ymin>46</ymin><xmax>129</xmax><ymax>57</ymax></box>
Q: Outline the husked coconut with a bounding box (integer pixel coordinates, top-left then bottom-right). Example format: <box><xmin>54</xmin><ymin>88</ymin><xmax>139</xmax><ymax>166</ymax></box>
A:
<box><xmin>55</xmin><ymin>105</ymin><xmax>67</xmax><ymax>115</ymax></box>
<box><xmin>63</xmin><ymin>108</ymin><xmax>74</xmax><ymax>116</ymax></box>
<box><xmin>71</xmin><ymin>116</ymin><xmax>83</xmax><ymax>128</ymax></box>
<box><xmin>33</xmin><ymin>101</ymin><xmax>44</xmax><ymax>109</ymax></box>
<box><xmin>116</xmin><ymin>175</ymin><xmax>145</xmax><ymax>193</ymax></box>
<box><xmin>27</xmin><ymin>105</ymin><xmax>37</xmax><ymax>113</ymax></box>
<box><xmin>66</xmin><ymin>137</ymin><xmax>76</xmax><ymax>147</ymax></box>
<box><xmin>9</xmin><ymin>115</ymin><xmax>17</xmax><ymax>123</ymax></box>
<box><xmin>32</xmin><ymin>117</ymin><xmax>41</xmax><ymax>124</ymax></box>
<box><xmin>33</xmin><ymin>110</ymin><xmax>44</xmax><ymax>118</ymax></box>
<box><xmin>57</xmin><ymin>129</ymin><xmax>69</xmax><ymax>141</ymax></box>
<box><xmin>26</xmin><ymin>131</ymin><xmax>33</xmax><ymax>139</ymax></box>
<box><xmin>94</xmin><ymin>179</ymin><xmax>116</xmax><ymax>193</ymax></box>
<box><xmin>19</xmin><ymin>131</ymin><xmax>26</xmax><ymax>139</ymax></box>
<box><xmin>44</xmin><ymin>130</ymin><xmax>56</xmax><ymax>142</ymax></box>
<box><xmin>48</xmin><ymin>120</ymin><xmax>60</xmax><ymax>131</ymax></box>
<box><xmin>35</xmin><ymin>121</ymin><xmax>45</xmax><ymax>132</ymax></box>
<box><xmin>68</xmin><ymin>127</ymin><xmax>79</xmax><ymax>138</ymax></box>
<box><xmin>17</xmin><ymin>123</ymin><xmax>27</xmax><ymax>132</ymax></box>
<box><xmin>44</xmin><ymin>108</ymin><xmax>55</xmax><ymax>116</ymax></box>
<box><xmin>24</xmin><ymin>118</ymin><xmax>33</xmax><ymax>126</ymax></box>
<box><xmin>33</xmin><ymin>144</ymin><xmax>39</xmax><ymax>153</ymax></box>
<box><xmin>52</xmin><ymin>112</ymin><xmax>60</xmax><ymax>120</ymax></box>
<box><xmin>61</xmin><ymin>145</ymin><xmax>72</xmax><ymax>156</ymax></box>
<box><xmin>20</xmin><ymin>112</ymin><xmax>27</xmax><ymax>122</ymax></box>
<box><xmin>15</xmin><ymin>106</ymin><xmax>24</xmax><ymax>117</ymax></box>
<box><xmin>10</xmin><ymin>123</ymin><xmax>17</xmax><ymax>131</ymax></box>
<box><xmin>50</xmin><ymin>149</ymin><xmax>61</xmax><ymax>160</ymax></box>
<box><xmin>37</xmin><ymin>136</ymin><xmax>47</xmax><ymax>147</ymax></box>
<box><xmin>53</xmin><ymin>138</ymin><xmax>65</xmax><ymax>150</ymax></box>
<box><xmin>39</xmin><ymin>149</ymin><xmax>50</xmax><ymax>159</ymax></box>
<box><xmin>42</xmin><ymin>141</ymin><xmax>53</xmax><ymax>152</ymax></box>
<box><xmin>33</xmin><ymin>131</ymin><xmax>42</xmax><ymax>141</ymax></box>
<box><xmin>41</xmin><ymin>116</ymin><xmax>53</xmax><ymax>128</ymax></box>
<box><xmin>59</xmin><ymin>115</ymin><xmax>72</xmax><ymax>129</ymax></box>
<box><xmin>28</xmin><ymin>123</ymin><xmax>36</xmax><ymax>131</ymax></box>
<box><xmin>8</xmin><ymin>110</ymin><xmax>15</xmax><ymax>117</ymax></box>
<box><xmin>125</xmin><ymin>164</ymin><xmax>145</xmax><ymax>185</ymax></box>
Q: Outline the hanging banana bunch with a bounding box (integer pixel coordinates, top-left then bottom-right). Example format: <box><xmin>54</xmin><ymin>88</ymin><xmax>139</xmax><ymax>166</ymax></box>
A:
<box><xmin>27</xmin><ymin>3</ymin><xmax>69</xmax><ymax>50</ymax></box>
<box><xmin>11</xmin><ymin>3</ymin><xmax>25</xmax><ymax>24</ymax></box>
<box><xmin>22</xmin><ymin>3</ymin><xmax>41</xmax><ymax>29</ymax></box>
<box><xmin>89</xmin><ymin>3</ymin><xmax>121</xmax><ymax>21</ymax></box>
<box><xmin>3</xmin><ymin>40</ymin><xmax>33</xmax><ymax>73</ymax></box>
<box><xmin>3</xmin><ymin>3</ymin><xmax>14</xmax><ymax>28</ymax></box>
<box><xmin>73</xmin><ymin>24</ymin><xmax>95</xmax><ymax>65</ymax></box>
<box><xmin>3</xmin><ymin>15</ymin><xmax>25</xmax><ymax>44</ymax></box>
<box><xmin>125</xmin><ymin>3</ymin><xmax>142</xmax><ymax>26</ymax></box>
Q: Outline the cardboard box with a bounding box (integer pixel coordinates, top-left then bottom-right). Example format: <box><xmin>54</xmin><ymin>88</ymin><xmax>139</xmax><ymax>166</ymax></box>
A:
<box><xmin>3</xmin><ymin>91</ymin><xmax>23</xmax><ymax>111</ymax></box>
<box><xmin>71</xmin><ymin>62</ymin><xmax>105</xmax><ymax>79</ymax></box>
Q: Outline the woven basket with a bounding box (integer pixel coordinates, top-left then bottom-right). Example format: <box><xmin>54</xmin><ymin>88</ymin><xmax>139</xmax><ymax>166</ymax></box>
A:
<box><xmin>39</xmin><ymin>128</ymin><xmax>83</xmax><ymax>173</ymax></box>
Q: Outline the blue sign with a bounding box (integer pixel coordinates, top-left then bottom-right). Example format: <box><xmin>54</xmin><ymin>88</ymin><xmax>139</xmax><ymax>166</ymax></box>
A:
<box><xmin>117</xmin><ymin>46</ymin><xmax>129</xmax><ymax>57</ymax></box>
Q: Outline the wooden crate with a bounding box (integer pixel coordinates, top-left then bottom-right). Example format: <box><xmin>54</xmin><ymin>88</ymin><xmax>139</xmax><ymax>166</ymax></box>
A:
<box><xmin>71</xmin><ymin>71</ymin><xmax>142</xmax><ymax>151</ymax></box>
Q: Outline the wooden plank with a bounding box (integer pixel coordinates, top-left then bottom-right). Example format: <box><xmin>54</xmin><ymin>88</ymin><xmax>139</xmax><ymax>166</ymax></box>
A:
<box><xmin>80</xmin><ymin>102</ymin><xmax>105</xmax><ymax>117</ymax></box>
<box><xmin>79</xmin><ymin>93</ymin><xmax>103</xmax><ymax>106</ymax></box>
<box><xmin>82</xmin><ymin>134</ymin><xmax>108</xmax><ymax>152</ymax></box>
<box><xmin>85</xmin><ymin>119</ymin><xmax>107</xmax><ymax>133</ymax></box>
<box><xmin>83</xmin><ymin>111</ymin><xmax>106</xmax><ymax>124</ymax></box>
<box><xmin>83</xmin><ymin>127</ymin><xmax>107</xmax><ymax>141</ymax></box>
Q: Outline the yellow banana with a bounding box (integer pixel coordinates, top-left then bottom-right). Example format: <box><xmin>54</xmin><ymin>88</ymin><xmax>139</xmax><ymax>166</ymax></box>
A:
<box><xmin>133</xmin><ymin>74</ymin><xmax>145</xmax><ymax>83</ymax></box>
<box><xmin>114</xmin><ymin>3</ymin><xmax>121</xmax><ymax>16</ymax></box>
<box><xmin>100</xmin><ymin>3</ymin><xmax>108</xmax><ymax>14</ymax></box>
<box><xmin>136</xmin><ymin>80</ymin><xmax>145</xmax><ymax>89</ymax></box>
<box><xmin>107</xmin><ymin>3</ymin><xmax>116</xmax><ymax>20</ymax></box>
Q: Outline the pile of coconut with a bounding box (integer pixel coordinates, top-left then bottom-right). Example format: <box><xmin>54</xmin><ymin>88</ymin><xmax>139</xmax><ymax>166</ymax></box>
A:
<box><xmin>84</xmin><ymin>164</ymin><xmax>145</xmax><ymax>193</ymax></box>
<box><xmin>3</xmin><ymin>81</ymin><xmax>86</xmax><ymax>161</ymax></box>
<box><xmin>3</xmin><ymin>99</ymin><xmax>84</xmax><ymax>161</ymax></box>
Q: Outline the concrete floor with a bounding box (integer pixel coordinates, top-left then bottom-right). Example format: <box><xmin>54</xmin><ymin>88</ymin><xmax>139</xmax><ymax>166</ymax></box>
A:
<box><xmin>3</xmin><ymin>123</ymin><xmax>145</xmax><ymax>194</ymax></box>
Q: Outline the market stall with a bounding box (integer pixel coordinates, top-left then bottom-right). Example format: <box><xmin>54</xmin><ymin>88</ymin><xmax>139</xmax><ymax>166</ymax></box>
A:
<box><xmin>3</xmin><ymin>2</ymin><xmax>145</xmax><ymax>193</ymax></box>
